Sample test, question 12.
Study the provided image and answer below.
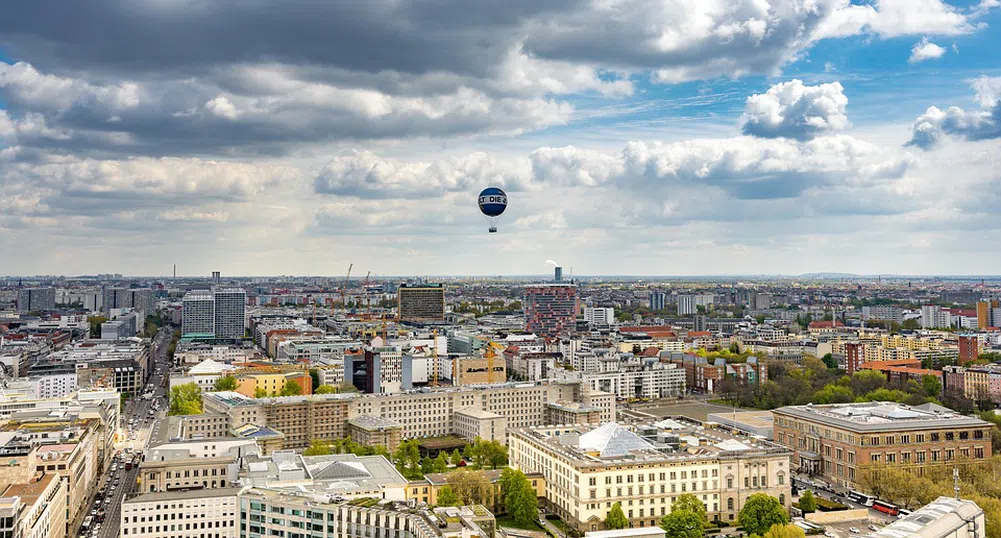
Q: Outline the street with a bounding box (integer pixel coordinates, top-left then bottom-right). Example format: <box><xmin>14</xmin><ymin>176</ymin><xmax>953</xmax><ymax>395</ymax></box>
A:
<box><xmin>80</xmin><ymin>327</ymin><xmax>173</xmax><ymax>538</ymax></box>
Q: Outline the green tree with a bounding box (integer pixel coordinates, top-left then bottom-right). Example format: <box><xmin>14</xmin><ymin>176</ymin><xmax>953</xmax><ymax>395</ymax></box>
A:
<box><xmin>659</xmin><ymin>510</ymin><xmax>705</xmax><ymax>538</ymax></box>
<box><xmin>672</xmin><ymin>493</ymin><xmax>707</xmax><ymax>522</ymax></box>
<box><xmin>813</xmin><ymin>384</ymin><xmax>854</xmax><ymax>404</ymax></box>
<box><xmin>87</xmin><ymin>315</ymin><xmax>108</xmax><ymax>338</ymax></box>
<box><xmin>501</xmin><ymin>469</ymin><xmax>539</xmax><ymax>526</ymax></box>
<box><xmin>902</xmin><ymin>318</ymin><xmax>920</xmax><ymax>330</ymax></box>
<box><xmin>304</xmin><ymin>440</ymin><xmax>333</xmax><ymax>456</ymax></box>
<box><xmin>605</xmin><ymin>502</ymin><xmax>628</xmax><ymax>530</ymax></box>
<box><xmin>468</xmin><ymin>438</ymin><xmax>507</xmax><ymax>469</ymax></box>
<box><xmin>437</xmin><ymin>485</ymin><xmax>459</xmax><ymax>507</ymax></box>
<box><xmin>798</xmin><ymin>490</ymin><xmax>818</xmax><ymax>513</ymax></box>
<box><xmin>168</xmin><ymin>383</ymin><xmax>203</xmax><ymax>415</ymax></box>
<box><xmin>821</xmin><ymin>353</ymin><xmax>838</xmax><ymax>370</ymax></box>
<box><xmin>253</xmin><ymin>387</ymin><xmax>268</xmax><ymax>398</ymax></box>
<box><xmin>446</xmin><ymin>469</ymin><xmax>492</xmax><ymax>505</ymax></box>
<box><xmin>922</xmin><ymin>374</ymin><xmax>942</xmax><ymax>398</ymax></box>
<box><xmin>309</xmin><ymin>368</ymin><xmax>321</xmax><ymax>390</ymax></box>
<box><xmin>738</xmin><ymin>494</ymin><xmax>788</xmax><ymax>537</ymax></box>
<box><xmin>762</xmin><ymin>524</ymin><xmax>806</xmax><ymax>538</ymax></box>
<box><xmin>393</xmin><ymin>440</ymin><xmax>423</xmax><ymax>480</ymax></box>
<box><xmin>450</xmin><ymin>449</ymin><xmax>463</xmax><ymax>466</ymax></box>
<box><xmin>120</xmin><ymin>392</ymin><xmax>130</xmax><ymax>408</ymax></box>
<box><xmin>315</xmin><ymin>384</ymin><xmax>336</xmax><ymax>394</ymax></box>
<box><xmin>433</xmin><ymin>453</ymin><xmax>448</xmax><ymax>474</ymax></box>
<box><xmin>213</xmin><ymin>375</ymin><xmax>238</xmax><ymax>391</ymax></box>
<box><xmin>279</xmin><ymin>379</ymin><xmax>303</xmax><ymax>396</ymax></box>
<box><xmin>421</xmin><ymin>456</ymin><xmax>434</xmax><ymax>474</ymax></box>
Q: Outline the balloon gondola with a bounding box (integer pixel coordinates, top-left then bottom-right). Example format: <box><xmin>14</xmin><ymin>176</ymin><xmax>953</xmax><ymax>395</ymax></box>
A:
<box><xmin>477</xmin><ymin>187</ymin><xmax>507</xmax><ymax>233</ymax></box>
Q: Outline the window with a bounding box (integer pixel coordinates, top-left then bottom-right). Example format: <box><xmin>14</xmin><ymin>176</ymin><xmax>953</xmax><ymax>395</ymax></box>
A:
<box><xmin>727</xmin><ymin>499</ymin><xmax>734</xmax><ymax>511</ymax></box>
<box><xmin>727</xmin><ymin>477</ymin><xmax>733</xmax><ymax>489</ymax></box>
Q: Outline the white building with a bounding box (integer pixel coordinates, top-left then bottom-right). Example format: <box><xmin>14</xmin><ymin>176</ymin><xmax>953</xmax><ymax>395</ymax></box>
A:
<box><xmin>678</xmin><ymin>294</ymin><xmax>714</xmax><ymax>315</ymax></box>
<box><xmin>584</xmin><ymin>307</ymin><xmax>615</xmax><ymax>326</ymax></box>
<box><xmin>120</xmin><ymin>487</ymin><xmax>241</xmax><ymax>538</ymax></box>
<box><xmin>872</xmin><ymin>496</ymin><xmax>984</xmax><ymax>538</ymax></box>
<box><xmin>555</xmin><ymin>363</ymin><xmax>686</xmax><ymax>399</ymax></box>
<box><xmin>29</xmin><ymin>372</ymin><xmax>78</xmax><ymax>399</ymax></box>
<box><xmin>168</xmin><ymin>359</ymin><xmax>237</xmax><ymax>391</ymax></box>
<box><xmin>921</xmin><ymin>305</ymin><xmax>952</xmax><ymax>329</ymax></box>
<box><xmin>182</xmin><ymin>290</ymin><xmax>216</xmax><ymax>337</ymax></box>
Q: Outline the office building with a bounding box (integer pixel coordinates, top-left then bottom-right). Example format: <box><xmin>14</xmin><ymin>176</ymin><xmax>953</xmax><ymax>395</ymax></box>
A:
<box><xmin>977</xmin><ymin>299</ymin><xmax>999</xmax><ymax>329</ymax></box>
<box><xmin>584</xmin><ymin>307</ymin><xmax>615</xmax><ymax>326</ymax></box>
<box><xmin>509</xmin><ymin>422</ymin><xmax>793</xmax><ymax>531</ymax></box>
<box><xmin>213</xmin><ymin>288</ymin><xmax>247</xmax><ymax>338</ymax></box>
<box><xmin>15</xmin><ymin>287</ymin><xmax>56</xmax><ymax>313</ymax></box>
<box><xmin>0</xmin><ymin>473</ymin><xmax>67</xmax><ymax>538</ymax></box>
<box><xmin>346</xmin><ymin>346</ymin><xmax>406</xmax><ymax>394</ymax></box>
<box><xmin>773</xmin><ymin>402</ymin><xmax>991</xmax><ymax>488</ymax></box>
<box><xmin>121</xmin><ymin>487</ymin><xmax>241</xmax><ymax>538</ymax></box>
<box><xmin>524</xmin><ymin>284</ymin><xmax>577</xmax><ymax>337</ymax></box>
<box><xmin>102</xmin><ymin>286</ymin><xmax>130</xmax><ymax>313</ymax></box>
<box><xmin>182</xmin><ymin>290</ymin><xmax>216</xmax><ymax>337</ymax></box>
<box><xmin>129</xmin><ymin>288</ymin><xmax>155</xmax><ymax>320</ymax></box>
<box><xmin>554</xmin><ymin>266</ymin><xmax>563</xmax><ymax>283</ymax></box>
<box><xmin>959</xmin><ymin>334</ymin><xmax>979</xmax><ymax>365</ymax></box>
<box><xmin>139</xmin><ymin>438</ymin><xmax>259</xmax><ymax>493</ymax></box>
<box><xmin>212</xmin><ymin>271</ymin><xmax>221</xmax><ymax>285</ymax></box>
<box><xmin>677</xmin><ymin>294</ymin><xmax>714</xmax><ymax>315</ymax></box>
<box><xmin>398</xmin><ymin>283</ymin><xmax>445</xmax><ymax>322</ymax></box>
<box><xmin>873</xmin><ymin>497</ymin><xmax>983</xmax><ymax>538</ymax></box>
<box><xmin>649</xmin><ymin>292</ymin><xmax>666</xmax><ymax>312</ymax></box>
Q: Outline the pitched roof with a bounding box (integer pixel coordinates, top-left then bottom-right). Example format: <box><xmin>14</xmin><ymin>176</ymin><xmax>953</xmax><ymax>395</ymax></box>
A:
<box><xmin>578</xmin><ymin>423</ymin><xmax>656</xmax><ymax>457</ymax></box>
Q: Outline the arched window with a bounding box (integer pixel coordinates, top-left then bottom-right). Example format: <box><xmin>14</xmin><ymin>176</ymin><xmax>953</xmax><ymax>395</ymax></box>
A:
<box><xmin>779</xmin><ymin>494</ymin><xmax>786</xmax><ymax>505</ymax></box>
<box><xmin>727</xmin><ymin>498</ymin><xmax>734</xmax><ymax>511</ymax></box>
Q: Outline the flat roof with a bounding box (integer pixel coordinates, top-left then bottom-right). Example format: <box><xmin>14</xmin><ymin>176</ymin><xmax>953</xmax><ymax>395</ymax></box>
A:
<box><xmin>125</xmin><ymin>487</ymin><xmax>243</xmax><ymax>504</ymax></box>
<box><xmin>773</xmin><ymin>402</ymin><xmax>989</xmax><ymax>432</ymax></box>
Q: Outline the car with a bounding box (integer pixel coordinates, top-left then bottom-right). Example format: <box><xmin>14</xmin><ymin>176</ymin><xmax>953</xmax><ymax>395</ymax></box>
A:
<box><xmin>850</xmin><ymin>528</ymin><xmax>861</xmax><ymax>534</ymax></box>
<box><xmin>868</xmin><ymin>525</ymin><xmax>879</xmax><ymax>532</ymax></box>
<box><xmin>824</xmin><ymin>533</ymin><xmax>835</xmax><ymax>538</ymax></box>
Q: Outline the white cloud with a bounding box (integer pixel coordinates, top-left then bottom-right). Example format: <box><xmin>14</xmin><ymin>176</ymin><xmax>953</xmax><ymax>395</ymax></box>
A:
<box><xmin>908</xmin><ymin>76</ymin><xmax>1001</xmax><ymax>148</ymax></box>
<box><xmin>741</xmin><ymin>80</ymin><xmax>850</xmax><ymax>140</ymax></box>
<box><xmin>908</xmin><ymin>38</ymin><xmax>947</xmax><ymax>63</ymax></box>
<box><xmin>815</xmin><ymin>0</ymin><xmax>978</xmax><ymax>39</ymax></box>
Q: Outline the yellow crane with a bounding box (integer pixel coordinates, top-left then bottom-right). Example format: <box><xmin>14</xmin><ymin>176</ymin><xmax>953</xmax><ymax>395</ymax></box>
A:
<box><xmin>483</xmin><ymin>340</ymin><xmax>505</xmax><ymax>384</ymax></box>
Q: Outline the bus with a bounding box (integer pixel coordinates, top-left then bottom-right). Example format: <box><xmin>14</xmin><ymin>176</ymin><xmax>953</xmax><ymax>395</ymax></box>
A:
<box><xmin>847</xmin><ymin>491</ymin><xmax>875</xmax><ymax>507</ymax></box>
<box><xmin>872</xmin><ymin>500</ymin><xmax>899</xmax><ymax>516</ymax></box>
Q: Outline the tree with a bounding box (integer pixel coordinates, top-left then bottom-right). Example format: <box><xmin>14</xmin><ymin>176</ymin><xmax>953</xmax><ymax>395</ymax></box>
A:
<box><xmin>213</xmin><ymin>375</ymin><xmax>238</xmax><ymax>391</ymax></box>
<box><xmin>902</xmin><ymin>319</ymin><xmax>920</xmax><ymax>330</ymax></box>
<box><xmin>672</xmin><ymin>493</ymin><xmax>707</xmax><ymax>522</ymax></box>
<box><xmin>393</xmin><ymin>440</ymin><xmax>423</xmax><ymax>480</ymax></box>
<box><xmin>501</xmin><ymin>469</ymin><xmax>539</xmax><ymax>526</ymax></box>
<box><xmin>762</xmin><ymin>524</ymin><xmax>806</xmax><ymax>538</ymax></box>
<box><xmin>437</xmin><ymin>485</ymin><xmax>459</xmax><ymax>507</ymax></box>
<box><xmin>922</xmin><ymin>374</ymin><xmax>942</xmax><ymax>398</ymax></box>
<box><xmin>737</xmin><ymin>494</ymin><xmax>788</xmax><ymax>537</ymax></box>
<box><xmin>821</xmin><ymin>353</ymin><xmax>838</xmax><ymax>370</ymax></box>
<box><xmin>798</xmin><ymin>490</ymin><xmax>817</xmax><ymax>513</ymax></box>
<box><xmin>309</xmin><ymin>368</ymin><xmax>321</xmax><ymax>390</ymax></box>
<box><xmin>446</xmin><ymin>469</ymin><xmax>492</xmax><ymax>505</ymax></box>
<box><xmin>433</xmin><ymin>453</ymin><xmax>448</xmax><ymax>474</ymax></box>
<box><xmin>168</xmin><ymin>383</ymin><xmax>203</xmax><ymax>415</ymax></box>
<box><xmin>467</xmin><ymin>438</ymin><xmax>508</xmax><ymax>469</ymax></box>
<box><xmin>120</xmin><ymin>392</ymin><xmax>130</xmax><ymax>408</ymax></box>
<box><xmin>279</xmin><ymin>379</ymin><xmax>303</xmax><ymax>396</ymax></box>
<box><xmin>87</xmin><ymin>315</ymin><xmax>108</xmax><ymax>338</ymax></box>
<box><xmin>659</xmin><ymin>510</ymin><xmax>705</xmax><ymax>538</ymax></box>
<box><xmin>450</xmin><ymin>449</ymin><xmax>463</xmax><ymax>466</ymax></box>
<box><xmin>304</xmin><ymin>440</ymin><xmax>333</xmax><ymax>456</ymax></box>
<box><xmin>605</xmin><ymin>502</ymin><xmax>628</xmax><ymax>530</ymax></box>
<box><xmin>253</xmin><ymin>387</ymin><xmax>268</xmax><ymax>398</ymax></box>
<box><xmin>315</xmin><ymin>385</ymin><xmax>336</xmax><ymax>394</ymax></box>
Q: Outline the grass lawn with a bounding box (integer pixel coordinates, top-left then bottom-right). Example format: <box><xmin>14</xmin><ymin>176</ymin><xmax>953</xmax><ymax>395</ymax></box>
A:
<box><xmin>496</xmin><ymin>515</ymin><xmax>542</xmax><ymax>531</ymax></box>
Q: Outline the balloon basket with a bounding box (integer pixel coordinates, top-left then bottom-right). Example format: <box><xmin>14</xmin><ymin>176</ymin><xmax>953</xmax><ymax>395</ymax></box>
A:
<box><xmin>488</xmin><ymin>227</ymin><xmax>498</xmax><ymax>233</ymax></box>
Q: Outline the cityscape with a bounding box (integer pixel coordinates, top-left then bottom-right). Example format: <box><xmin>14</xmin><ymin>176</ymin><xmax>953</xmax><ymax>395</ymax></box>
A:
<box><xmin>3</xmin><ymin>2</ymin><xmax>1001</xmax><ymax>538</ymax></box>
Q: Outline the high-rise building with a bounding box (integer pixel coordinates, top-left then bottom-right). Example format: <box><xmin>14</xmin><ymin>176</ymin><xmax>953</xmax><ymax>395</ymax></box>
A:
<box><xmin>212</xmin><ymin>271</ymin><xmax>221</xmax><ymax>285</ymax></box>
<box><xmin>554</xmin><ymin>266</ymin><xmax>563</xmax><ymax>282</ymax></box>
<box><xmin>845</xmin><ymin>342</ymin><xmax>864</xmax><ymax>374</ymax></box>
<box><xmin>921</xmin><ymin>305</ymin><xmax>951</xmax><ymax>329</ymax></box>
<box><xmin>129</xmin><ymin>288</ymin><xmax>155</xmax><ymax>320</ymax></box>
<box><xmin>677</xmin><ymin>294</ymin><xmax>713</xmax><ymax>315</ymax></box>
<box><xmin>397</xmin><ymin>283</ymin><xmax>445</xmax><ymax>321</ymax></box>
<box><xmin>213</xmin><ymin>288</ymin><xmax>247</xmax><ymax>338</ymax></box>
<box><xmin>182</xmin><ymin>290</ymin><xmax>215</xmax><ymax>337</ymax></box>
<box><xmin>15</xmin><ymin>287</ymin><xmax>55</xmax><ymax>312</ymax></box>
<box><xmin>583</xmin><ymin>307</ymin><xmax>614</xmax><ymax>326</ymax></box>
<box><xmin>524</xmin><ymin>284</ymin><xmax>577</xmax><ymax>337</ymax></box>
<box><xmin>101</xmin><ymin>286</ymin><xmax>130</xmax><ymax>313</ymax></box>
<box><xmin>959</xmin><ymin>335</ymin><xmax>979</xmax><ymax>366</ymax></box>
<box><xmin>649</xmin><ymin>291</ymin><xmax>666</xmax><ymax>311</ymax></box>
<box><xmin>977</xmin><ymin>299</ymin><xmax>1000</xmax><ymax>329</ymax></box>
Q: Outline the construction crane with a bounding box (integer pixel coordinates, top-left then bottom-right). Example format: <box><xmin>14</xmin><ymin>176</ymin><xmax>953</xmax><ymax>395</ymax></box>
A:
<box><xmin>337</xmin><ymin>263</ymin><xmax>353</xmax><ymax>312</ymax></box>
<box><xmin>432</xmin><ymin>328</ymin><xmax>439</xmax><ymax>387</ymax></box>
<box><xmin>483</xmin><ymin>340</ymin><xmax>505</xmax><ymax>384</ymax></box>
<box><xmin>363</xmin><ymin>271</ymin><xmax>371</xmax><ymax>314</ymax></box>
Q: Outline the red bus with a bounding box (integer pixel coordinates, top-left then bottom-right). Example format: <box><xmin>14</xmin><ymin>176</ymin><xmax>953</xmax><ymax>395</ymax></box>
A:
<box><xmin>872</xmin><ymin>500</ymin><xmax>899</xmax><ymax>516</ymax></box>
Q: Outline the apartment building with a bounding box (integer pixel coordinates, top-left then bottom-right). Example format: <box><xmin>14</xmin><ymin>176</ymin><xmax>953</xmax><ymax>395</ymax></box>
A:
<box><xmin>0</xmin><ymin>473</ymin><xmax>67</xmax><ymax>538</ymax></box>
<box><xmin>16</xmin><ymin>288</ymin><xmax>56</xmax><ymax>313</ymax></box>
<box><xmin>773</xmin><ymin>402</ymin><xmax>991</xmax><ymax>488</ymax></box>
<box><xmin>120</xmin><ymin>487</ymin><xmax>241</xmax><ymax>538</ymax></box>
<box><xmin>524</xmin><ymin>284</ymin><xmax>578</xmax><ymax>337</ymax></box>
<box><xmin>398</xmin><ymin>283</ymin><xmax>446</xmax><ymax>322</ymax></box>
<box><xmin>509</xmin><ymin>422</ymin><xmax>793</xmax><ymax>532</ymax></box>
<box><xmin>203</xmin><ymin>381</ymin><xmax>615</xmax><ymax>448</ymax></box>
<box><xmin>555</xmin><ymin>363</ymin><xmax>686</xmax><ymax>400</ymax></box>
<box><xmin>138</xmin><ymin>438</ymin><xmax>259</xmax><ymax>493</ymax></box>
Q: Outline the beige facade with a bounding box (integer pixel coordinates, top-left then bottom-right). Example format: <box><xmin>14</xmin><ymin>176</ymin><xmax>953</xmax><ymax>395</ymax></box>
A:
<box><xmin>509</xmin><ymin>424</ymin><xmax>792</xmax><ymax>532</ymax></box>
<box><xmin>0</xmin><ymin>474</ymin><xmax>67</xmax><ymax>538</ymax></box>
<box><xmin>546</xmin><ymin>402</ymin><xmax>603</xmax><ymax>426</ymax></box>
<box><xmin>177</xmin><ymin>413</ymin><xmax>231</xmax><ymax>439</ymax></box>
<box><xmin>451</xmin><ymin>356</ymin><xmax>507</xmax><ymax>386</ymax></box>
<box><xmin>140</xmin><ymin>457</ymin><xmax>235</xmax><ymax>493</ymax></box>
<box><xmin>453</xmin><ymin>408</ymin><xmax>507</xmax><ymax>443</ymax></box>
<box><xmin>347</xmin><ymin>415</ymin><xmax>403</xmax><ymax>451</ymax></box>
<box><xmin>407</xmin><ymin>469</ymin><xmax>546</xmax><ymax>515</ymax></box>
<box><xmin>32</xmin><ymin>431</ymin><xmax>99</xmax><ymax>536</ymax></box>
<box><xmin>121</xmin><ymin>487</ymin><xmax>241</xmax><ymax>538</ymax></box>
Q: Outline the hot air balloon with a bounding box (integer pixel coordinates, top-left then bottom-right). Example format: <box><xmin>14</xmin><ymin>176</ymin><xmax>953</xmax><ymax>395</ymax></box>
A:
<box><xmin>477</xmin><ymin>187</ymin><xmax>507</xmax><ymax>233</ymax></box>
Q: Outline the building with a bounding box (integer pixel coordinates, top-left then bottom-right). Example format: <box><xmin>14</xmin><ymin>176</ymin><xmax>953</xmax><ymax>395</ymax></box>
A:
<box><xmin>449</xmin><ymin>355</ymin><xmax>506</xmax><ymax>386</ymax></box>
<box><xmin>347</xmin><ymin>415</ymin><xmax>403</xmax><ymax>451</ymax></box>
<box><xmin>398</xmin><ymin>284</ymin><xmax>445</xmax><ymax>322</ymax></box>
<box><xmin>649</xmin><ymin>292</ymin><xmax>666</xmax><ymax>312</ymax></box>
<box><xmin>977</xmin><ymin>299</ymin><xmax>1000</xmax><ymax>329</ymax></box>
<box><xmin>558</xmin><ymin>363</ymin><xmax>686</xmax><ymax>400</ymax></box>
<box><xmin>138</xmin><ymin>438</ymin><xmax>259</xmax><ymax>493</ymax></box>
<box><xmin>120</xmin><ymin>487</ymin><xmax>241</xmax><ymax>538</ymax></box>
<box><xmin>773</xmin><ymin>402</ymin><xmax>992</xmax><ymax>488</ymax></box>
<box><xmin>0</xmin><ymin>474</ymin><xmax>67</xmax><ymax>538</ymax></box>
<box><xmin>453</xmin><ymin>408</ymin><xmax>507</xmax><ymax>443</ymax></box>
<box><xmin>524</xmin><ymin>284</ymin><xmax>578</xmax><ymax>337</ymax></box>
<box><xmin>182</xmin><ymin>290</ymin><xmax>216</xmax><ymax>337</ymax></box>
<box><xmin>921</xmin><ymin>306</ymin><xmax>952</xmax><ymax>329</ymax></box>
<box><xmin>101</xmin><ymin>287</ymin><xmax>130</xmax><ymax>313</ymax></box>
<box><xmin>509</xmin><ymin>422</ymin><xmax>793</xmax><ymax>531</ymax></box>
<box><xmin>845</xmin><ymin>342</ymin><xmax>864</xmax><ymax>374</ymax></box>
<box><xmin>129</xmin><ymin>288</ymin><xmax>155</xmax><ymax>320</ymax></box>
<box><xmin>677</xmin><ymin>294</ymin><xmax>714</xmax><ymax>316</ymax></box>
<box><xmin>872</xmin><ymin>496</ymin><xmax>984</xmax><ymax>538</ymax></box>
<box><xmin>584</xmin><ymin>307</ymin><xmax>615</xmax><ymax>326</ymax></box>
<box><xmin>234</xmin><ymin>368</ymin><xmax>313</xmax><ymax>397</ymax></box>
<box><xmin>861</xmin><ymin>306</ymin><xmax>905</xmax><ymax>325</ymax></box>
<box><xmin>959</xmin><ymin>335</ymin><xmax>979</xmax><ymax>366</ymax></box>
<box><xmin>707</xmin><ymin>411</ymin><xmax>775</xmax><ymax>440</ymax></box>
<box><xmin>202</xmin><ymin>381</ymin><xmax>615</xmax><ymax>448</ymax></box>
<box><xmin>76</xmin><ymin>358</ymin><xmax>144</xmax><ymax>395</ymax></box>
<box><xmin>15</xmin><ymin>288</ymin><xmax>55</xmax><ymax>313</ymax></box>
<box><xmin>212</xmin><ymin>271</ymin><xmax>221</xmax><ymax>284</ymax></box>
<box><xmin>347</xmin><ymin>346</ymin><xmax>406</xmax><ymax>394</ymax></box>
<box><xmin>214</xmin><ymin>288</ymin><xmax>247</xmax><ymax>339</ymax></box>
<box><xmin>412</xmin><ymin>468</ymin><xmax>545</xmax><ymax>515</ymax></box>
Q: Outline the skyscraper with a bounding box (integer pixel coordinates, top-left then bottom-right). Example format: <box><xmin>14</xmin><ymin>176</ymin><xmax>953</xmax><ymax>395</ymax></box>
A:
<box><xmin>213</xmin><ymin>288</ymin><xmax>247</xmax><ymax>338</ymax></box>
<box><xmin>16</xmin><ymin>287</ymin><xmax>55</xmax><ymax>312</ymax></box>
<box><xmin>182</xmin><ymin>290</ymin><xmax>215</xmax><ymax>337</ymax></box>
<box><xmin>102</xmin><ymin>287</ymin><xmax>129</xmax><ymax>313</ymax></box>
<box><xmin>212</xmin><ymin>271</ymin><xmax>221</xmax><ymax>285</ymax></box>
<box><xmin>524</xmin><ymin>284</ymin><xmax>577</xmax><ymax>337</ymax></box>
<box><xmin>959</xmin><ymin>335</ymin><xmax>980</xmax><ymax>366</ymax></box>
<box><xmin>649</xmin><ymin>291</ymin><xmax>666</xmax><ymax>311</ymax></box>
<box><xmin>397</xmin><ymin>283</ymin><xmax>445</xmax><ymax>321</ymax></box>
<box><xmin>129</xmin><ymin>288</ymin><xmax>155</xmax><ymax>320</ymax></box>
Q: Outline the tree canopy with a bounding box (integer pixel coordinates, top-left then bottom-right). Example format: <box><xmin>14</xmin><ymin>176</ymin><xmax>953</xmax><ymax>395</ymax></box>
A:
<box><xmin>304</xmin><ymin>440</ymin><xmax>333</xmax><ymax>456</ymax></box>
<box><xmin>280</xmin><ymin>379</ymin><xmax>303</xmax><ymax>396</ymax></box>
<box><xmin>737</xmin><ymin>494</ymin><xmax>788</xmax><ymax>537</ymax></box>
<box><xmin>798</xmin><ymin>490</ymin><xmax>817</xmax><ymax>513</ymax></box>
<box><xmin>762</xmin><ymin>524</ymin><xmax>807</xmax><ymax>538</ymax></box>
<box><xmin>501</xmin><ymin>469</ymin><xmax>539</xmax><ymax>526</ymax></box>
<box><xmin>605</xmin><ymin>502</ymin><xmax>628</xmax><ymax>530</ymax></box>
<box><xmin>168</xmin><ymin>383</ymin><xmax>203</xmax><ymax>415</ymax></box>
<box><xmin>213</xmin><ymin>375</ymin><xmax>238</xmax><ymax>391</ymax></box>
<box><xmin>315</xmin><ymin>384</ymin><xmax>336</xmax><ymax>394</ymax></box>
<box><xmin>437</xmin><ymin>485</ymin><xmax>459</xmax><ymax>507</ymax></box>
<box><xmin>659</xmin><ymin>510</ymin><xmax>705</xmax><ymax>538</ymax></box>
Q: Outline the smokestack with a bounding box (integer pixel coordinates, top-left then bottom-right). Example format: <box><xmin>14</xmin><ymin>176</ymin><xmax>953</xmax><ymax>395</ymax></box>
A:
<box><xmin>554</xmin><ymin>266</ymin><xmax>563</xmax><ymax>283</ymax></box>
<box><xmin>173</xmin><ymin>264</ymin><xmax>176</xmax><ymax>278</ymax></box>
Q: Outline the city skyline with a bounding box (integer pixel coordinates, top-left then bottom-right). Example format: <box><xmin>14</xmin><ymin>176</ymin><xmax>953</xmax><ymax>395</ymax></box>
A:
<box><xmin>2</xmin><ymin>1</ymin><xmax>1001</xmax><ymax>276</ymax></box>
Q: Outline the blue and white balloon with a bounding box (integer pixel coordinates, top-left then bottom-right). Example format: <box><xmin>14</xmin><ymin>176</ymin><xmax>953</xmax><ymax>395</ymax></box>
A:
<box><xmin>477</xmin><ymin>187</ymin><xmax>507</xmax><ymax>233</ymax></box>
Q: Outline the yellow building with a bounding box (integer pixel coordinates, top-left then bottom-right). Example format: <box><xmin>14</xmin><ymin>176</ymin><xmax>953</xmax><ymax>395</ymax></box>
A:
<box><xmin>406</xmin><ymin>469</ymin><xmax>546</xmax><ymax>515</ymax></box>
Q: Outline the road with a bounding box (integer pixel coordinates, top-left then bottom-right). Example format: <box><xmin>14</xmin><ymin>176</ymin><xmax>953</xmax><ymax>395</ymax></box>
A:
<box><xmin>792</xmin><ymin>477</ymin><xmax>898</xmax><ymax>527</ymax></box>
<box><xmin>80</xmin><ymin>327</ymin><xmax>173</xmax><ymax>538</ymax></box>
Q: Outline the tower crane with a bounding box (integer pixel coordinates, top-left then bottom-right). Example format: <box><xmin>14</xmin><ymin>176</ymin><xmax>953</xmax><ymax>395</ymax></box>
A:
<box><xmin>363</xmin><ymin>271</ymin><xmax>371</xmax><ymax>314</ymax></box>
<box><xmin>337</xmin><ymin>263</ymin><xmax>353</xmax><ymax>313</ymax></box>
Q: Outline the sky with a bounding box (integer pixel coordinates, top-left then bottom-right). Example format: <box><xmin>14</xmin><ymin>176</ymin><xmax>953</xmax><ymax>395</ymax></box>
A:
<box><xmin>1</xmin><ymin>0</ymin><xmax>1001</xmax><ymax>277</ymax></box>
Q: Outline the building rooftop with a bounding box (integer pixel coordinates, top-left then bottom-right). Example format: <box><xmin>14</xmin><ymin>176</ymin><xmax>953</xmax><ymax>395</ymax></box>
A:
<box><xmin>349</xmin><ymin>415</ymin><xmax>402</xmax><ymax>431</ymax></box>
<box><xmin>124</xmin><ymin>486</ymin><xmax>243</xmax><ymax>504</ymax></box>
<box><xmin>873</xmin><ymin>496</ymin><xmax>983</xmax><ymax>538</ymax></box>
<box><xmin>773</xmin><ymin>402</ymin><xmax>990</xmax><ymax>432</ymax></box>
<box><xmin>454</xmin><ymin>408</ymin><xmax>503</xmax><ymax>420</ymax></box>
<box><xmin>239</xmin><ymin>452</ymin><xmax>406</xmax><ymax>495</ymax></box>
